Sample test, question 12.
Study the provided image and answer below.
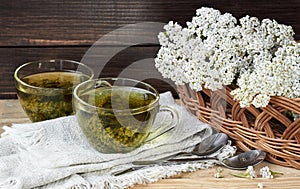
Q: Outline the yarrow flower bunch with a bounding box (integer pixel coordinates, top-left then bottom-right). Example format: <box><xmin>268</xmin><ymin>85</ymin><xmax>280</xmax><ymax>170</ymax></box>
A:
<box><xmin>231</xmin><ymin>166</ymin><xmax>257</xmax><ymax>179</ymax></box>
<box><xmin>231</xmin><ymin>165</ymin><xmax>283</xmax><ymax>180</ymax></box>
<box><xmin>259</xmin><ymin>166</ymin><xmax>283</xmax><ymax>179</ymax></box>
<box><xmin>155</xmin><ymin>7</ymin><xmax>300</xmax><ymax>108</ymax></box>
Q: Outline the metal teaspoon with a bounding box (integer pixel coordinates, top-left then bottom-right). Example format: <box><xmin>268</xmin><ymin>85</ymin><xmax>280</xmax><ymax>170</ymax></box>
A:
<box><xmin>115</xmin><ymin>149</ymin><xmax>266</xmax><ymax>176</ymax></box>
<box><xmin>113</xmin><ymin>133</ymin><xmax>229</xmax><ymax>176</ymax></box>
<box><xmin>169</xmin><ymin>149</ymin><xmax>266</xmax><ymax>170</ymax></box>
<box><xmin>133</xmin><ymin>133</ymin><xmax>229</xmax><ymax>165</ymax></box>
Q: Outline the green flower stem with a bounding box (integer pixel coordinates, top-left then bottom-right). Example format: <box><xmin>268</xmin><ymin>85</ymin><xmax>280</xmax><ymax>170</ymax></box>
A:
<box><xmin>230</xmin><ymin>172</ymin><xmax>252</xmax><ymax>179</ymax></box>
<box><xmin>270</xmin><ymin>170</ymin><xmax>284</xmax><ymax>176</ymax></box>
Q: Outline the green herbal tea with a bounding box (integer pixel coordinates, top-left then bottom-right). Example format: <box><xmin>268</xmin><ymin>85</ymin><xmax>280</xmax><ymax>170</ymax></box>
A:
<box><xmin>16</xmin><ymin>71</ymin><xmax>90</xmax><ymax>122</ymax></box>
<box><xmin>76</xmin><ymin>87</ymin><xmax>158</xmax><ymax>153</ymax></box>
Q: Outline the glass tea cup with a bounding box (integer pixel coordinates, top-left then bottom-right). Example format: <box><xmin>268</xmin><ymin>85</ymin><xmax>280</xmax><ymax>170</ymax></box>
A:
<box><xmin>14</xmin><ymin>59</ymin><xmax>94</xmax><ymax>122</ymax></box>
<box><xmin>73</xmin><ymin>78</ymin><xmax>178</xmax><ymax>153</ymax></box>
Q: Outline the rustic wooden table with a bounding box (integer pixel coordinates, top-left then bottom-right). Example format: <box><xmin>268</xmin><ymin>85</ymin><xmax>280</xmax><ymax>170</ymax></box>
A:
<box><xmin>1</xmin><ymin>100</ymin><xmax>300</xmax><ymax>189</ymax></box>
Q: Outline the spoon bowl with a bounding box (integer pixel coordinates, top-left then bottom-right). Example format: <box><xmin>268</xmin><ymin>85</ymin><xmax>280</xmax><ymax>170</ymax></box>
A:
<box><xmin>135</xmin><ymin>133</ymin><xmax>229</xmax><ymax>165</ymax></box>
<box><xmin>192</xmin><ymin>133</ymin><xmax>228</xmax><ymax>156</ymax></box>
<box><xmin>222</xmin><ymin>149</ymin><xmax>266</xmax><ymax>169</ymax></box>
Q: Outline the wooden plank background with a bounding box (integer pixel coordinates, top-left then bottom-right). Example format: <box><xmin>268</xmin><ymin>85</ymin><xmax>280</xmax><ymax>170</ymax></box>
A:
<box><xmin>1</xmin><ymin>0</ymin><xmax>300</xmax><ymax>99</ymax></box>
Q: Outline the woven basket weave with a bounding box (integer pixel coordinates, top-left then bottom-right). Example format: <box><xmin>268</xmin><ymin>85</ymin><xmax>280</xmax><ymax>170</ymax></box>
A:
<box><xmin>177</xmin><ymin>84</ymin><xmax>300</xmax><ymax>169</ymax></box>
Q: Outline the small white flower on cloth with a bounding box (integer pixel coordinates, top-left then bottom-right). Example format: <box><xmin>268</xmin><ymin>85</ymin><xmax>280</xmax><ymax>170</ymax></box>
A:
<box><xmin>0</xmin><ymin>92</ymin><xmax>236</xmax><ymax>189</ymax></box>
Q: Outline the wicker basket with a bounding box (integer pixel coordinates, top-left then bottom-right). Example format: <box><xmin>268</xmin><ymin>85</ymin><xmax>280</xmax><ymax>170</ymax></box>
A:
<box><xmin>177</xmin><ymin>84</ymin><xmax>300</xmax><ymax>169</ymax></box>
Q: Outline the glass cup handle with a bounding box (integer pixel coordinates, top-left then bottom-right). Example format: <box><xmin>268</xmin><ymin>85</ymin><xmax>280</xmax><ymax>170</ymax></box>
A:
<box><xmin>145</xmin><ymin>105</ymin><xmax>179</xmax><ymax>142</ymax></box>
<box><xmin>95</xmin><ymin>80</ymin><xmax>112</xmax><ymax>88</ymax></box>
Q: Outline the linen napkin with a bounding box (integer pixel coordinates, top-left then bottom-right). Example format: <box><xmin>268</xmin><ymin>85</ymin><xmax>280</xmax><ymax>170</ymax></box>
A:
<box><xmin>0</xmin><ymin>92</ymin><xmax>236</xmax><ymax>189</ymax></box>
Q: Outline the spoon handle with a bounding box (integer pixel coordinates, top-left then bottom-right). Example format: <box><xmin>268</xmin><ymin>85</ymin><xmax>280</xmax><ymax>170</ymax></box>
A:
<box><xmin>132</xmin><ymin>155</ymin><xmax>219</xmax><ymax>168</ymax></box>
<box><xmin>114</xmin><ymin>158</ymin><xmax>219</xmax><ymax>176</ymax></box>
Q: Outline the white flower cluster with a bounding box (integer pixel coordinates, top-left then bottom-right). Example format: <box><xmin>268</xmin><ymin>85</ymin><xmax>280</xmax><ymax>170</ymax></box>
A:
<box><xmin>259</xmin><ymin>166</ymin><xmax>274</xmax><ymax>179</ymax></box>
<box><xmin>247</xmin><ymin>166</ymin><xmax>257</xmax><ymax>179</ymax></box>
<box><xmin>231</xmin><ymin>23</ymin><xmax>298</xmax><ymax>107</ymax></box>
<box><xmin>155</xmin><ymin>7</ymin><xmax>300</xmax><ymax>107</ymax></box>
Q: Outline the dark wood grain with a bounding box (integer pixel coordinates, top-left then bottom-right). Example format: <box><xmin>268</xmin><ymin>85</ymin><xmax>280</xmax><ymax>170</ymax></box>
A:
<box><xmin>0</xmin><ymin>47</ymin><xmax>86</xmax><ymax>98</ymax></box>
<box><xmin>1</xmin><ymin>0</ymin><xmax>300</xmax><ymax>46</ymax></box>
<box><xmin>0</xmin><ymin>46</ymin><xmax>177</xmax><ymax>99</ymax></box>
<box><xmin>1</xmin><ymin>0</ymin><xmax>300</xmax><ymax>98</ymax></box>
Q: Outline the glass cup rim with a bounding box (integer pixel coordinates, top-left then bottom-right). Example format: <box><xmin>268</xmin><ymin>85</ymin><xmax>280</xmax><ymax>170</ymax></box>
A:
<box><xmin>73</xmin><ymin>77</ymin><xmax>160</xmax><ymax>113</ymax></box>
<box><xmin>14</xmin><ymin>59</ymin><xmax>94</xmax><ymax>91</ymax></box>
